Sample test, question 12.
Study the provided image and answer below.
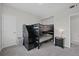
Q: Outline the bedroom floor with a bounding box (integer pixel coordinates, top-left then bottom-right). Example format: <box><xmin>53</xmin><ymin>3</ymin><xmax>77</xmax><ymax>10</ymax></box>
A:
<box><xmin>0</xmin><ymin>41</ymin><xmax>79</xmax><ymax>56</ymax></box>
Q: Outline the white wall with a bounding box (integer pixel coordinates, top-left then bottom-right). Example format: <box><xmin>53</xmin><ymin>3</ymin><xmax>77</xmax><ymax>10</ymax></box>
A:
<box><xmin>54</xmin><ymin>13</ymin><xmax>70</xmax><ymax>48</ymax></box>
<box><xmin>70</xmin><ymin>15</ymin><xmax>79</xmax><ymax>45</ymax></box>
<box><xmin>40</xmin><ymin>16</ymin><xmax>54</xmax><ymax>25</ymax></box>
<box><xmin>0</xmin><ymin>4</ymin><xmax>2</xmax><ymax>51</ymax></box>
<box><xmin>2</xmin><ymin>5</ymin><xmax>40</xmax><ymax>48</ymax></box>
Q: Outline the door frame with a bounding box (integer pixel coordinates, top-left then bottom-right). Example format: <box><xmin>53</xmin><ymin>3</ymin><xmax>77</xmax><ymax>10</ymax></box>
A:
<box><xmin>69</xmin><ymin>12</ymin><xmax>79</xmax><ymax>48</ymax></box>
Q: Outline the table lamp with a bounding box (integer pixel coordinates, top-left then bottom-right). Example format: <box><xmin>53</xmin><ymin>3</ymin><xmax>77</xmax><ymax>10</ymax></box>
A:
<box><xmin>59</xmin><ymin>29</ymin><xmax>64</xmax><ymax>38</ymax></box>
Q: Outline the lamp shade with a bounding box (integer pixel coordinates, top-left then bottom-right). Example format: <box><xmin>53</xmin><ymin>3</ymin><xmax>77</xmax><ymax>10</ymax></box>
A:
<box><xmin>59</xmin><ymin>29</ymin><xmax>64</xmax><ymax>38</ymax></box>
<box><xmin>59</xmin><ymin>29</ymin><xmax>64</xmax><ymax>33</ymax></box>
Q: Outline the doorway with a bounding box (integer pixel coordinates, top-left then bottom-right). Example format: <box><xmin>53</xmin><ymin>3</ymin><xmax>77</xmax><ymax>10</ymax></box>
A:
<box><xmin>70</xmin><ymin>14</ymin><xmax>79</xmax><ymax>47</ymax></box>
<box><xmin>2</xmin><ymin>15</ymin><xmax>17</xmax><ymax>48</ymax></box>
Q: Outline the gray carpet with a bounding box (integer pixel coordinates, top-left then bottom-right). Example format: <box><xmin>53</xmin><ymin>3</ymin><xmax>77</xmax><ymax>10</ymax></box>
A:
<box><xmin>0</xmin><ymin>41</ymin><xmax>79</xmax><ymax>56</ymax></box>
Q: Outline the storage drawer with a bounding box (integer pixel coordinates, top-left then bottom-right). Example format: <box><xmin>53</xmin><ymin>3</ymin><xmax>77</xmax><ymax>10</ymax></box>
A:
<box><xmin>55</xmin><ymin>37</ymin><xmax>64</xmax><ymax>48</ymax></box>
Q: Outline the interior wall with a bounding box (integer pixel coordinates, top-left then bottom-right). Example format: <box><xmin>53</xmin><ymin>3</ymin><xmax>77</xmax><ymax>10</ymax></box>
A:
<box><xmin>70</xmin><ymin>14</ymin><xmax>79</xmax><ymax>45</ymax></box>
<box><xmin>54</xmin><ymin>13</ymin><xmax>70</xmax><ymax>48</ymax></box>
<box><xmin>2</xmin><ymin>5</ymin><xmax>40</xmax><ymax>48</ymax></box>
<box><xmin>40</xmin><ymin>16</ymin><xmax>54</xmax><ymax>25</ymax></box>
<box><xmin>0</xmin><ymin>4</ymin><xmax>2</xmax><ymax>51</ymax></box>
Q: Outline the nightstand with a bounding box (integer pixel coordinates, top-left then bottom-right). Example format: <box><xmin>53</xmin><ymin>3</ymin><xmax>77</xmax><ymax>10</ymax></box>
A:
<box><xmin>55</xmin><ymin>37</ymin><xmax>64</xmax><ymax>48</ymax></box>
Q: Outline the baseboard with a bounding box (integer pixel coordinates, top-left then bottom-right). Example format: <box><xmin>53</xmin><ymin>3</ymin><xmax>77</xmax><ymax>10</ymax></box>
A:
<box><xmin>72</xmin><ymin>41</ymin><xmax>79</xmax><ymax>45</ymax></box>
<box><xmin>2</xmin><ymin>41</ymin><xmax>17</xmax><ymax>49</ymax></box>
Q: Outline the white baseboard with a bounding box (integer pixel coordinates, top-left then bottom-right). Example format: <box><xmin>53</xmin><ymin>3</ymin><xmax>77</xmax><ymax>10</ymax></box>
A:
<box><xmin>2</xmin><ymin>41</ymin><xmax>17</xmax><ymax>49</ymax></box>
<box><xmin>72</xmin><ymin>41</ymin><xmax>79</xmax><ymax>45</ymax></box>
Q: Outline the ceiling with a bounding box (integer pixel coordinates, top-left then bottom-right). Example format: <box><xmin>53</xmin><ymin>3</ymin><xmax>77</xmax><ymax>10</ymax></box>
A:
<box><xmin>4</xmin><ymin>3</ymin><xmax>79</xmax><ymax>19</ymax></box>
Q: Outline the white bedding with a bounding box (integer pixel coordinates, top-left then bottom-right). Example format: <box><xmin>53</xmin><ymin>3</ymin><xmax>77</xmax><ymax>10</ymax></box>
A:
<box><xmin>39</xmin><ymin>34</ymin><xmax>52</xmax><ymax>42</ymax></box>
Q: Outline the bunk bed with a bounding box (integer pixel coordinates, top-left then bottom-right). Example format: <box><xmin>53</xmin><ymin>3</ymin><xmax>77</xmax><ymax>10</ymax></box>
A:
<box><xmin>23</xmin><ymin>23</ymin><xmax>54</xmax><ymax>50</ymax></box>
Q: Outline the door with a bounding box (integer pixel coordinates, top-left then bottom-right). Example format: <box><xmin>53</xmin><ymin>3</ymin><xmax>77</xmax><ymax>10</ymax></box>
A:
<box><xmin>70</xmin><ymin>15</ymin><xmax>79</xmax><ymax>46</ymax></box>
<box><xmin>2</xmin><ymin>15</ymin><xmax>17</xmax><ymax>48</ymax></box>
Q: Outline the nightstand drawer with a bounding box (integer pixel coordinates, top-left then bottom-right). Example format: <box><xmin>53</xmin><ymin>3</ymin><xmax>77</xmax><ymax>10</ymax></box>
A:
<box><xmin>55</xmin><ymin>37</ymin><xmax>64</xmax><ymax>48</ymax></box>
